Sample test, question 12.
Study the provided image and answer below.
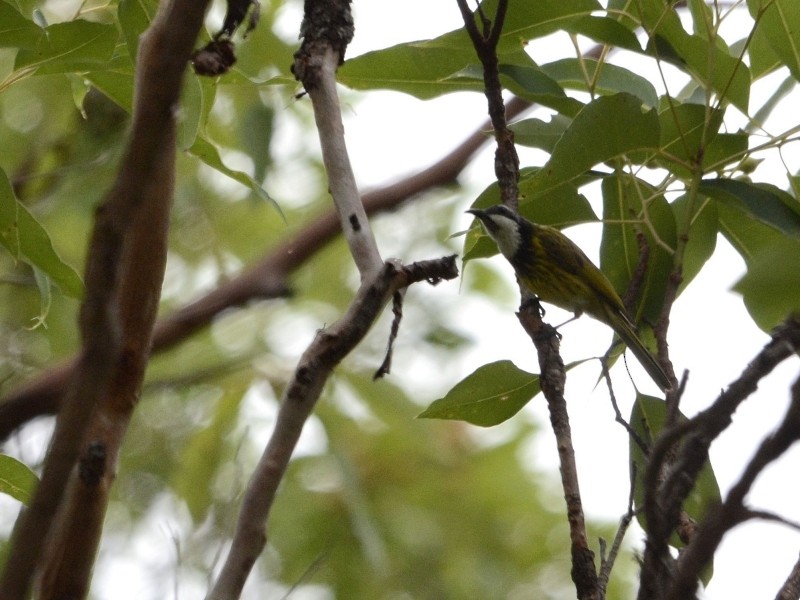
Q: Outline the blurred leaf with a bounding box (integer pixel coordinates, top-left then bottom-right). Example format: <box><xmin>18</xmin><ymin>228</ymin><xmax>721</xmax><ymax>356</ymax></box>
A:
<box><xmin>189</xmin><ymin>136</ymin><xmax>277</xmax><ymax>208</ymax></box>
<box><xmin>540</xmin><ymin>59</ymin><xmax>658</xmax><ymax>108</ymax></box>
<box><xmin>15</xmin><ymin>20</ymin><xmax>117</xmax><ymax>75</ymax></box>
<box><xmin>178</xmin><ymin>73</ymin><xmax>217</xmax><ymax>150</ymax></box>
<box><xmin>0</xmin><ymin>454</ymin><xmax>39</xmax><ymax>506</ymax></box>
<box><xmin>747</xmin><ymin>0</ymin><xmax>800</xmax><ymax>81</ymax></box>
<box><xmin>0</xmin><ymin>167</ymin><xmax>84</xmax><ymax>298</ymax></box>
<box><xmin>630</xmin><ymin>394</ymin><xmax>721</xmax><ymax>571</ymax></box>
<box><xmin>600</xmin><ymin>174</ymin><xmax>676</xmax><ymax>322</ymax></box>
<box><xmin>733</xmin><ymin>238</ymin><xmax>800</xmax><ymax>331</ymax></box>
<box><xmin>528</xmin><ymin>93</ymin><xmax>660</xmax><ymax>193</ymax></box>
<box><xmin>700</xmin><ymin>179</ymin><xmax>800</xmax><ymax>238</ymax></box>
<box><xmin>118</xmin><ymin>0</ymin><xmax>158</xmax><ymax>62</ymax></box>
<box><xmin>241</xmin><ymin>103</ymin><xmax>275</xmax><ymax>183</ymax></box>
<box><xmin>85</xmin><ymin>54</ymin><xmax>136</xmax><ymax>113</ymax></box>
<box><xmin>749</xmin><ymin>76</ymin><xmax>796</xmax><ymax>133</ymax></box>
<box><xmin>419</xmin><ymin>360</ymin><xmax>540</xmax><ymax>426</ymax></box>
<box><xmin>29</xmin><ymin>266</ymin><xmax>52</xmax><ymax>329</ymax></box>
<box><xmin>0</xmin><ymin>2</ymin><xmax>43</xmax><ymax>49</ymax></box>
<box><xmin>171</xmin><ymin>379</ymin><xmax>248</xmax><ymax>523</ymax></box>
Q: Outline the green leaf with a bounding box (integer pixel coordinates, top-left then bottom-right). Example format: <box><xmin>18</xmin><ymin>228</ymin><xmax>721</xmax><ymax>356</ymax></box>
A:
<box><xmin>497</xmin><ymin>62</ymin><xmax>583</xmax><ymax>117</ymax></box>
<box><xmin>630</xmin><ymin>394</ymin><xmax>721</xmax><ymax>569</ymax></box>
<box><xmin>188</xmin><ymin>136</ymin><xmax>276</xmax><ymax>208</ymax></box>
<box><xmin>653</xmin><ymin>103</ymin><xmax>725</xmax><ymax>176</ymax></box>
<box><xmin>528</xmin><ymin>93</ymin><xmax>660</xmax><ymax>193</ymax></box>
<box><xmin>671</xmin><ymin>194</ymin><xmax>718</xmax><ymax>294</ymax></box>
<box><xmin>0</xmin><ymin>455</ymin><xmax>39</xmax><ymax>506</ymax></box>
<box><xmin>703</xmin><ymin>133</ymin><xmax>749</xmax><ymax>174</ymax></box>
<box><xmin>540</xmin><ymin>59</ymin><xmax>658</xmax><ymax>108</ymax></box>
<box><xmin>718</xmin><ymin>201</ymin><xmax>781</xmax><ymax>263</ymax></box>
<box><xmin>565</xmin><ymin>15</ymin><xmax>642</xmax><ymax>52</ymax></box>
<box><xmin>0</xmin><ymin>167</ymin><xmax>84</xmax><ymax>298</ymax></box>
<box><xmin>172</xmin><ymin>381</ymin><xmax>247</xmax><ymax>522</ymax></box>
<box><xmin>85</xmin><ymin>54</ymin><xmax>136</xmax><ymax>113</ymax></box>
<box><xmin>15</xmin><ymin>20</ymin><xmax>117</xmax><ymax>75</ymax></box>
<box><xmin>419</xmin><ymin>360</ymin><xmax>540</xmax><ymax>427</ymax></box>
<box><xmin>699</xmin><ymin>179</ymin><xmax>800</xmax><ymax>238</ymax></box>
<box><xmin>746</xmin><ymin>17</ymin><xmax>783</xmax><ymax>80</ymax></box>
<box><xmin>0</xmin><ymin>2</ymin><xmax>43</xmax><ymax>49</ymax></box>
<box><xmin>600</xmin><ymin>174</ymin><xmax>675</xmax><ymax>322</ymax></box>
<box><xmin>118</xmin><ymin>0</ymin><xmax>158</xmax><ymax>62</ymax></box>
<box><xmin>338</xmin><ymin>0</ymin><xmax>600</xmax><ymax>99</ymax></box>
<box><xmin>638</xmin><ymin>0</ymin><xmax>751</xmax><ymax>112</ymax></box>
<box><xmin>747</xmin><ymin>0</ymin><xmax>800</xmax><ymax>82</ymax></box>
<box><xmin>733</xmin><ymin>238</ymin><xmax>800</xmax><ymax>331</ymax></box>
<box><xmin>510</xmin><ymin>115</ymin><xmax>571</xmax><ymax>152</ymax></box>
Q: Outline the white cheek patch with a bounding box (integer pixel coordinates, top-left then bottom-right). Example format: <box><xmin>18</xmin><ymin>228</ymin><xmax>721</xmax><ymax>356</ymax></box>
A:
<box><xmin>488</xmin><ymin>215</ymin><xmax>521</xmax><ymax>259</ymax></box>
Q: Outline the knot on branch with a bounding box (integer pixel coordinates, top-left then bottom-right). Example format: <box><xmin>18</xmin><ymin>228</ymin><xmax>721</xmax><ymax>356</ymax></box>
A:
<box><xmin>78</xmin><ymin>441</ymin><xmax>107</xmax><ymax>487</ymax></box>
<box><xmin>191</xmin><ymin>0</ymin><xmax>260</xmax><ymax>76</ymax></box>
<box><xmin>291</xmin><ymin>0</ymin><xmax>354</xmax><ymax>89</ymax></box>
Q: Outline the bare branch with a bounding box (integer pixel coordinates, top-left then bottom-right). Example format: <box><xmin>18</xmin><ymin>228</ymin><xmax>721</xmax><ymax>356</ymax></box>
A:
<box><xmin>517</xmin><ymin>308</ymin><xmax>600</xmax><ymax>599</ymax></box>
<box><xmin>456</xmin><ymin>0</ymin><xmax>519</xmax><ymax>209</ymax></box>
<box><xmin>206</xmin><ymin>255</ymin><xmax>457</xmax><ymax>600</ymax></box>
<box><xmin>639</xmin><ymin>316</ymin><xmax>800</xmax><ymax>599</ymax></box>
<box><xmin>776</xmin><ymin>552</ymin><xmax>800</xmax><ymax>600</ymax></box>
<box><xmin>0</xmin><ymin>0</ymin><xmax>210</xmax><ymax>597</ymax></box>
<box><xmin>664</xmin><ymin>373</ymin><xmax>800</xmax><ymax>600</ymax></box>
<box><xmin>291</xmin><ymin>0</ymin><xmax>382</xmax><ymax>277</ymax></box>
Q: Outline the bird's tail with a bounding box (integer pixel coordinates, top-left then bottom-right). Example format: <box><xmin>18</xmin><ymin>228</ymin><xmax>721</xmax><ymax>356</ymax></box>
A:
<box><xmin>607</xmin><ymin>311</ymin><xmax>672</xmax><ymax>392</ymax></box>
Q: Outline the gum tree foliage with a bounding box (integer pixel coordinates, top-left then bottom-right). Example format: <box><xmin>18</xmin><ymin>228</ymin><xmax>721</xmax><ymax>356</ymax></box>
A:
<box><xmin>0</xmin><ymin>0</ymin><xmax>799</xmax><ymax>598</ymax></box>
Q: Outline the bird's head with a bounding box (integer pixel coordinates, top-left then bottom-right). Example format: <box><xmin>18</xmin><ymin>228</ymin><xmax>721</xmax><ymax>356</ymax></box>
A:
<box><xmin>467</xmin><ymin>205</ymin><xmax>527</xmax><ymax>260</ymax></box>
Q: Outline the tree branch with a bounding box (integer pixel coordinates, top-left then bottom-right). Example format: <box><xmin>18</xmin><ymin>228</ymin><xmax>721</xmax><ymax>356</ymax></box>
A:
<box><xmin>206</xmin><ymin>256</ymin><xmax>457</xmax><ymax>600</ymax></box>
<box><xmin>664</xmin><ymin>373</ymin><xmax>800</xmax><ymax>600</ymax></box>
<box><xmin>638</xmin><ymin>316</ymin><xmax>800</xmax><ymax>599</ymax></box>
<box><xmin>0</xmin><ymin>98</ymin><xmax>531</xmax><ymax>441</ymax></box>
<box><xmin>291</xmin><ymin>0</ymin><xmax>382</xmax><ymax>277</ymax></box>
<box><xmin>0</xmin><ymin>1</ymin><xmax>210</xmax><ymax>597</ymax></box>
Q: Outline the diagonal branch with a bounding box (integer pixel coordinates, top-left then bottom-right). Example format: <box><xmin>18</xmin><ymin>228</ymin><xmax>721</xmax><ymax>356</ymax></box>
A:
<box><xmin>0</xmin><ymin>96</ymin><xmax>531</xmax><ymax>441</ymax></box>
<box><xmin>206</xmin><ymin>256</ymin><xmax>457</xmax><ymax>600</ymax></box>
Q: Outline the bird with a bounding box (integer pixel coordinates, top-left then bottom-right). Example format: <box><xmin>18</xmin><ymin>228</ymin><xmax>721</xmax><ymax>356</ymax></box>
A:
<box><xmin>467</xmin><ymin>204</ymin><xmax>672</xmax><ymax>392</ymax></box>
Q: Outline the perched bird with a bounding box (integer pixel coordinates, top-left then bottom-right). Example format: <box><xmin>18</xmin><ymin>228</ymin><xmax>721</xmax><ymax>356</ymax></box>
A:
<box><xmin>468</xmin><ymin>204</ymin><xmax>671</xmax><ymax>392</ymax></box>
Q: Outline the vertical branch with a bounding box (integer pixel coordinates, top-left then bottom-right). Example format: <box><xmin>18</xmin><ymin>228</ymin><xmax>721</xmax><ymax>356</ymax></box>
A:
<box><xmin>0</xmin><ymin>2</ymin><xmax>211</xmax><ymax>597</ymax></box>
<box><xmin>456</xmin><ymin>1</ymin><xmax>598</xmax><ymax>598</ymax></box>
<box><xmin>455</xmin><ymin>0</ymin><xmax>519</xmax><ymax>209</ymax></box>
<box><xmin>292</xmin><ymin>0</ymin><xmax>382</xmax><ymax>277</ymax></box>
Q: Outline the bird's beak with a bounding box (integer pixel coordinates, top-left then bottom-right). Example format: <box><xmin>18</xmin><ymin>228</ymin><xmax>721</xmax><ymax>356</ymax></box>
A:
<box><xmin>466</xmin><ymin>208</ymin><xmax>486</xmax><ymax>220</ymax></box>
